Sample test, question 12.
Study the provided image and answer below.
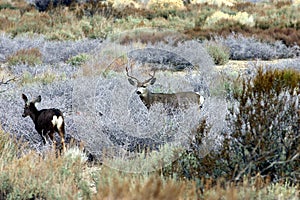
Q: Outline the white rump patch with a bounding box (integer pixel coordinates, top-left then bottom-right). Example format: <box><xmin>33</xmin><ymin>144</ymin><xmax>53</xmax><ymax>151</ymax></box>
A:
<box><xmin>51</xmin><ymin>115</ymin><xmax>63</xmax><ymax>129</ymax></box>
<box><xmin>199</xmin><ymin>96</ymin><xmax>205</xmax><ymax>105</ymax></box>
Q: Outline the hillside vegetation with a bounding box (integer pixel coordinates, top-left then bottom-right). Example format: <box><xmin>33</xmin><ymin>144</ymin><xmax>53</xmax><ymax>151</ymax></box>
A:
<box><xmin>0</xmin><ymin>0</ymin><xmax>299</xmax><ymax>199</ymax></box>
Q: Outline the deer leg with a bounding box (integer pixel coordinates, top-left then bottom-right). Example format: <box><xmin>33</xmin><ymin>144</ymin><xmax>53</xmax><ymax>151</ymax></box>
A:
<box><xmin>48</xmin><ymin>131</ymin><xmax>56</xmax><ymax>151</ymax></box>
<box><xmin>59</xmin><ymin>131</ymin><xmax>66</xmax><ymax>153</ymax></box>
<box><xmin>38</xmin><ymin>130</ymin><xmax>47</xmax><ymax>145</ymax></box>
<box><xmin>58</xmin><ymin>126</ymin><xmax>66</xmax><ymax>153</ymax></box>
<box><xmin>41</xmin><ymin>133</ymin><xmax>47</xmax><ymax>145</ymax></box>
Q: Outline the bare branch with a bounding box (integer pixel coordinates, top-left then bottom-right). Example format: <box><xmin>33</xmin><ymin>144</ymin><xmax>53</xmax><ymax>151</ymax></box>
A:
<box><xmin>261</xmin><ymin>153</ymin><xmax>299</xmax><ymax>174</ymax></box>
<box><xmin>0</xmin><ymin>76</ymin><xmax>17</xmax><ymax>85</ymax></box>
<box><xmin>0</xmin><ymin>76</ymin><xmax>19</xmax><ymax>93</ymax></box>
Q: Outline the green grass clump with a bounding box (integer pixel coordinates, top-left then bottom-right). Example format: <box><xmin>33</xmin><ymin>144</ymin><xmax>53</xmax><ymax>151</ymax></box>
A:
<box><xmin>7</xmin><ymin>48</ymin><xmax>42</xmax><ymax>66</ymax></box>
<box><xmin>21</xmin><ymin>71</ymin><xmax>64</xmax><ymax>85</ymax></box>
<box><xmin>0</xmin><ymin>3</ymin><xmax>16</xmax><ymax>10</ymax></box>
<box><xmin>205</xmin><ymin>41</ymin><xmax>230</xmax><ymax>65</ymax></box>
<box><xmin>67</xmin><ymin>53</ymin><xmax>90</xmax><ymax>66</ymax></box>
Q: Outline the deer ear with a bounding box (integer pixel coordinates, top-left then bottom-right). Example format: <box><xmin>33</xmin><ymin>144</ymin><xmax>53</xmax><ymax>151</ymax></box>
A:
<box><xmin>22</xmin><ymin>94</ymin><xmax>28</xmax><ymax>102</ymax></box>
<box><xmin>128</xmin><ymin>78</ymin><xmax>136</xmax><ymax>86</ymax></box>
<box><xmin>32</xmin><ymin>95</ymin><xmax>41</xmax><ymax>104</ymax></box>
<box><xmin>150</xmin><ymin>78</ymin><xmax>156</xmax><ymax>85</ymax></box>
<box><xmin>36</xmin><ymin>95</ymin><xmax>42</xmax><ymax>103</ymax></box>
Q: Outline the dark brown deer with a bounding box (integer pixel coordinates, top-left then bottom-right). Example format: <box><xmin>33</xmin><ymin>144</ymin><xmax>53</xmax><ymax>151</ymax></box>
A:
<box><xmin>22</xmin><ymin>94</ymin><xmax>66</xmax><ymax>152</ymax></box>
<box><xmin>126</xmin><ymin>67</ymin><xmax>204</xmax><ymax>110</ymax></box>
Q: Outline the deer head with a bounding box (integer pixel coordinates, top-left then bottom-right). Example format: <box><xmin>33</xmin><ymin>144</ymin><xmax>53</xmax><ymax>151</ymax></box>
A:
<box><xmin>22</xmin><ymin>94</ymin><xmax>41</xmax><ymax>118</ymax></box>
<box><xmin>126</xmin><ymin>67</ymin><xmax>156</xmax><ymax>97</ymax></box>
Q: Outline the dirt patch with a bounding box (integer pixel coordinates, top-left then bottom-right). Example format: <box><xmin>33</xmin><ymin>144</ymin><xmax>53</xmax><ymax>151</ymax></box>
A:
<box><xmin>215</xmin><ymin>59</ymin><xmax>297</xmax><ymax>74</ymax></box>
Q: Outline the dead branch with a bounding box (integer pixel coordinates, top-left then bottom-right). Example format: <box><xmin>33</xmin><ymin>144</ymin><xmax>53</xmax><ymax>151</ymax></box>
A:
<box><xmin>0</xmin><ymin>76</ymin><xmax>18</xmax><ymax>85</ymax></box>
<box><xmin>0</xmin><ymin>76</ymin><xmax>18</xmax><ymax>93</ymax></box>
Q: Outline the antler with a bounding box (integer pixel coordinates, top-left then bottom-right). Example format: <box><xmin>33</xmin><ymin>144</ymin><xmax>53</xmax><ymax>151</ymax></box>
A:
<box><xmin>126</xmin><ymin>66</ymin><xmax>140</xmax><ymax>83</ymax></box>
<box><xmin>126</xmin><ymin>66</ymin><xmax>156</xmax><ymax>85</ymax></box>
<box><xmin>142</xmin><ymin>70</ymin><xmax>156</xmax><ymax>85</ymax></box>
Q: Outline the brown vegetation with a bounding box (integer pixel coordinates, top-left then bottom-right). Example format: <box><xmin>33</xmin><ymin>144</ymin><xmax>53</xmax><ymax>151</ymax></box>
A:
<box><xmin>0</xmin><ymin>0</ymin><xmax>299</xmax><ymax>46</ymax></box>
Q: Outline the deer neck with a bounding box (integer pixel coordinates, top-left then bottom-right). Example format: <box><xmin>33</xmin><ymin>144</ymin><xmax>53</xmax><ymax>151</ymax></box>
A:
<box><xmin>29</xmin><ymin>107</ymin><xmax>40</xmax><ymax>123</ymax></box>
<box><xmin>140</xmin><ymin>90</ymin><xmax>152</xmax><ymax>109</ymax></box>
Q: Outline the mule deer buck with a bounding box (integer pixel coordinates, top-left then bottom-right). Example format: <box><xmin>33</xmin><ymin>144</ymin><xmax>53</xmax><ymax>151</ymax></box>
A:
<box><xmin>22</xmin><ymin>94</ymin><xmax>66</xmax><ymax>152</ymax></box>
<box><xmin>126</xmin><ymin>67</ymin><xmax>204</xmax><ymax>110</ymax></box>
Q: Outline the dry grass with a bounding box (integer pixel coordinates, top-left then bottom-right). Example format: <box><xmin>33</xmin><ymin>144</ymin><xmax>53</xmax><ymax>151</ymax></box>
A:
<box><xmin>6</xmin><ymin>47</ymin><xmax>42</xmax><ymax>66</ymax></box>
<box><xmin>0</xmin><ymin>129</ymin><xmax>299</xmax><ymax>199</ymax></box>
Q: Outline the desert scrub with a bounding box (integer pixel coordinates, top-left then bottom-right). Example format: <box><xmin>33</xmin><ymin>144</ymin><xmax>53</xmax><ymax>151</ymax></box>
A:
<box><xmin>255</xmin><ymin>3</ymin><xmax>300</xmax><ymax>30</ymax></box>
<box><xmin>21</xmin><ymin>71</ymin><xmax>63</xmax><ymax>85</ymax></box>
<box><xmin>147</xmin><ymin>0</ymin><xmax>185</xmax><ymax>10</ymax></box>
<box><xmin>208</xmin><ymin>70</ymin><xmax>241</xmax><ymax>99</ymax></box>
<box><xmin>164</xmin><ymin>67</ymin><xmax>300</xmax><ymax>184</ymax></box>
<box><xmin>189</xmin><ymin>0</ymin><xmax>236</xmax><ymax>7</ymax></box>
<box><xmin>0</xmin><ymin>145</ymin><xmax>91</xmax><ymax>199</ymax></box>
<box><xmin>0</xmin><ymin>130</ymin><xmax>91</xmax><ymax>200</ymax></box>
<box><xmin>10</xmin><ymin>12</ymin><xmax>52</xmax><ymax>37</ymax></box>
<box><xmin>215</xmin><ymin>33</ymin><xmax>300</xmax><ymax>60</ymax></box>
<box><xmin>6</xmin><ymin>48</ymin><xmax>42</xmax><ymax>66</ymax></box>
<box><xmin>0</xmin><ymin>130</ymin><xmax>19</xmax><ymax>164</ymax></box>
<box><xmin>226</xmin><ymin>67</ymin><xmax>300</xmax><ymax>183</ymax></box>
<box><xmin>0</xmin><ymin>3</ymin><xmax>17</xmax><ymax>10</ymax></box>
<box><xmin>108</xmin><ymin>0</ymin><xmax>140</xmax><ymax>9</ymax></box>
<box><xmin>205</xmin><ymin>41</ymin><xmax>230</xmax><ymax>65</ymax></box>
<box><xmin>204</xmin><ymin>11</ymin><xmax>255</xmax><ymax>28</ymax></box>
<box><xmin>67</xmin><ymin>53</ymin><xmax>90</xmax><ymax>66</ymax></box>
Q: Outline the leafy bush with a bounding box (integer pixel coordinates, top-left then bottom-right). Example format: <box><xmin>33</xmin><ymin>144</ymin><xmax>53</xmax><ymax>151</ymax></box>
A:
<box><xmin>162</xmin><ymin>119</ymin><xmax>228</xmax><ymax>180</ymax></box>
<box><xmin>205</xmin><ymin>41</ymin><xmax>230</xmax><ymax>65</ymax></box>
<box><xmin>67</xmin><ymin>53</ymin><xmax>90</xmax><ymax>66</ymax></box>
<box><xmin>226</xmin><ymin>67</ymin><xmax>300</xmax><ymax>183</ymax></box>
